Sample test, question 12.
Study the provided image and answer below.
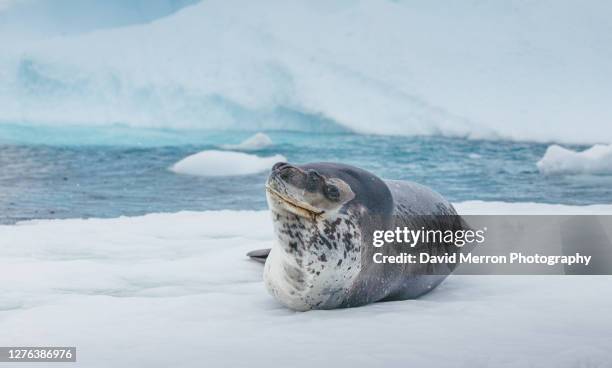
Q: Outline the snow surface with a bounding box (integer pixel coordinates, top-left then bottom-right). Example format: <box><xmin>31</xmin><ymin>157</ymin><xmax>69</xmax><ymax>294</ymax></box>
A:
<box><xmin>219</xmin><ymin>132</ymin><xmax>273</xmax><ymax>151</ymax></box>
<box><xmin>537</xmin><ymin>144</ymin><xmax>612</xmax><ymax>175</ymax></box>
<box><xmin>1</xmin><ymin>201</ymin><xmax>612</xmax><ymax>367</ymax></box>
<box><xmin>2</xmin><ymin>1</ymin><xmax>612</xmax><ymax>143</ymax></box>
<box><xmin>170</xmin><ymin>150</ymin><xmax>285</xmax><ymax>177</ymax></box>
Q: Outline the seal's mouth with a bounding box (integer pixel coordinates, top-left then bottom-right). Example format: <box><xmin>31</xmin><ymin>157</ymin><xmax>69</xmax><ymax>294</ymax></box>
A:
<box><xmin>266</xmin><ymin>185</ymin><xmax>324</xmax><ymax>219</ymax></box>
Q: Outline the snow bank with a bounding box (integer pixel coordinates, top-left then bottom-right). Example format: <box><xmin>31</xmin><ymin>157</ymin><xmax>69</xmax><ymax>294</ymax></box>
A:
<box><xmin>1</xmin><ymin>1</ymin><xmax>612</xmax><ymax>143</ymax></box>
<box><xmin>1</xmin><ymin>201</ymin><xmax>612</xmax><ymax>367</ymax></box>
<box><xmin>170</xmin><ymin>150</ymin><xmax>284</xmax><ymax>177</ymax></box>
<box><xmin>537</xmin><ymin>144</ymin><xmax>612</xmax><ymax>175</ymax></box>
<box><xmin>219</xmin><ymin>132</ymin><xmax>273</xmax><ymax>151</ymax></box>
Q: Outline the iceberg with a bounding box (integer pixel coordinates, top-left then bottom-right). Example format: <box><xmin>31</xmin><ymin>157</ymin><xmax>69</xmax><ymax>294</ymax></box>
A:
<box><xmin>0</xmin><ymin>0</ymin><xmax>199</xmax><ymax>40</ymax></box>
<box><xmin>1</xmin><ymin>1</ymin><xmax>611</xmax><ymax>144</ymax></box>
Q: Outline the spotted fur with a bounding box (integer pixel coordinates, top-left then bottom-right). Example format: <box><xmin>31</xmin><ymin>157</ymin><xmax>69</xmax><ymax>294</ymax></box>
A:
<box><xmin>264</xmin><ymin>206</ymin><xmax>362</xmax><ymax>311</ymax></box>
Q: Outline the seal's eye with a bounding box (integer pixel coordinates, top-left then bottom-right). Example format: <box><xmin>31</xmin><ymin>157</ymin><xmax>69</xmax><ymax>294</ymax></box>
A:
<box><xmin>324</xmin><ymin>184</ymin><xmax>340</xmax><ymax>201</ymax></box>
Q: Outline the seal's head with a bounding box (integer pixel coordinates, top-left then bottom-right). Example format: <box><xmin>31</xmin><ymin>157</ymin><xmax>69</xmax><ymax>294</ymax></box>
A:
<box><xmin>266</xmin><ymin>162</ymin><xmax>355</xmax><ymax>219</ymax></box>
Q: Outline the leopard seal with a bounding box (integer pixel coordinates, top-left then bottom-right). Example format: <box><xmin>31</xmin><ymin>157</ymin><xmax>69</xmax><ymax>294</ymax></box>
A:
<box><xmin>248</xmin><ymin>162</ymin><xmax>468</xmax><ymax>311</ymax></box>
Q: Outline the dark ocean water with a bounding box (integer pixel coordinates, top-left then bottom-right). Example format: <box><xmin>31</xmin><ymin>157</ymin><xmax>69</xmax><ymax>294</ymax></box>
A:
<box><xmin>1</xmin><ymin>125</ymin><xmax>609</xmax><ymax>224</ymax></box>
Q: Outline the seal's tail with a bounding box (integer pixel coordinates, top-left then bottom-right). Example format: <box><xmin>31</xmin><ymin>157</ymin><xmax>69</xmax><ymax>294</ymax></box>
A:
<box><xmin>247</xmin><ymin>248</ymin><xmax>270</xmax><ymax>264</ymax></box>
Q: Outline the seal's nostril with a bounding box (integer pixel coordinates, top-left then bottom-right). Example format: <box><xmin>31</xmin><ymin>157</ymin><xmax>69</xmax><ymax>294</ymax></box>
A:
<box><xmin>272</xmin><ymin>162</ymin><xmax>293</xmax><ymax>172</ymax></box>
<box><xmin>272</xmin><ymin>162</ymin><xmax>289</xmax><ymax>171</ymax></box>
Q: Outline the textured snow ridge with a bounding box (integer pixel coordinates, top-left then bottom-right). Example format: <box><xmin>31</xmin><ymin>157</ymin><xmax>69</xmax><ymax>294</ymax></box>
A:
<box><xmin>1</xmin><ymin>203</ymin><xmax>612</xmax><ymax>367</ymax></box>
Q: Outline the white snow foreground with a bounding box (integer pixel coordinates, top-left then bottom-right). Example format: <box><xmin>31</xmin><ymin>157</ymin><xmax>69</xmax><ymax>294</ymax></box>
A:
<box><xmin>1</xmin><ymin>203</ymin><xmax>612</xmax><ymax>367</ymax></box>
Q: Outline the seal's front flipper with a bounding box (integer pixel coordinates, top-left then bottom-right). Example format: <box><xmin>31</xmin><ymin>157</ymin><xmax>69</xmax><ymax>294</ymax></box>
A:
<box><xmin>247</xmin><ymin>248</ymin><xmax>270</xmax><ymax>264</ymax></box>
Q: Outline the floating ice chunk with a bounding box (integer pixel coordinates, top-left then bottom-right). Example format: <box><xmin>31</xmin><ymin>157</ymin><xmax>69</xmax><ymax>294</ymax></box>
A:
<box><xmin>170</xmin><ymin>150</ymin><xmax>285</xmax><ymax>177</ymax></box>
<box><xmin>220</xmin><ymin>133</ymin><xmax>273</xmax><ymax>151</ymax></box>
<box><xmin>537</xmin><ymin>144</ymin><xmax>612</xmax><ymax>175</ymax></box>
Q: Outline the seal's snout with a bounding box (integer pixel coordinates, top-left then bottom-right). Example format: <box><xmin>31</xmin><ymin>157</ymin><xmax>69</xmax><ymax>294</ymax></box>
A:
<box><xmin>271</xmin><ymin>162</ymin><xmax>303</xmax><ymax>182</ymax></box>
<box><xmin>272</xmin><ymin>162</ymin><xmax>295</xmax><ymax>181</ymax></box>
